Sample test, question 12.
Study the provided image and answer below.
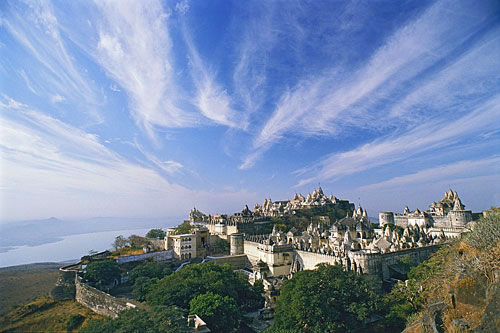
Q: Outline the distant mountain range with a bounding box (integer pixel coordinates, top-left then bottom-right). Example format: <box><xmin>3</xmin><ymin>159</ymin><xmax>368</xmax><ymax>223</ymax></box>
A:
<box><xmin>0</xmin><ymin>216</ymin><xmax>181</xmax><ymax>253</ymax></box>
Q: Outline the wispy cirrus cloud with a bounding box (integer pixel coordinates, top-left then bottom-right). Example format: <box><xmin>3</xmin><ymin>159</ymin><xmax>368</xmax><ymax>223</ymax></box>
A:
<box><xmin>242</xmin><ymin>0</ymin><xmax>500</xmax><ymax>169</ymax></box>
<box><xmin>358</xmin><ymin>157</ymin><xmax>500</xmax><ymax>193</ymax></box>
<box><xmin>93</xmin><ymin>0</ymin><xmax>197</xmax><ymax>137</ymax></box>
<box><xmin>1</xmin><ymin>0</ymin><xmax>103</xmax><ymax>122</ymax></box>
<box><xmin>182</xmin><ymin>24</ymin><xmax>246</xmax><ymax>129</ymax></box>
<box><xmin>0</xmin><ymin>96</ymin><xmax>257</xmax><ymax>221</ymax></box>
<box><xmin>133</xmin><ymin>139</ymin><xmax>184</xmax><ymax>176</ymax></box>
<box><xmin>296</xmin><ymin>94</ymin><xmax>500</xmax><ymax>186</ymax></box>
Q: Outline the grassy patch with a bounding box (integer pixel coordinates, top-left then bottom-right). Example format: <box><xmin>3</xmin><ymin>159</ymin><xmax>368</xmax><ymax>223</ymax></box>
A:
<box><xmin>0</xmin><ymin>296</ymin><xmax>104</xmax><ymax>332</ymax></box>
<box><xmin>0</xmin><ymin>263</ymin><xmax>61</xmax><ymax>316</ymax></box>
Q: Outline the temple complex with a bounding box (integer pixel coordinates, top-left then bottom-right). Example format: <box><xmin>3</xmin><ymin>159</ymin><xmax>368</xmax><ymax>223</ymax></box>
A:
<box><xmin>163</xmin><ymin>187</ymin><xmax>477</xmax><ymax>310</ymax></box>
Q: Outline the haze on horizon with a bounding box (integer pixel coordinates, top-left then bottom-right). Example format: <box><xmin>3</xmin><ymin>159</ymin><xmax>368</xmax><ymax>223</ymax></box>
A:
<box><xmin>1</xmin><ymin>0</ymin><xmax>499</xmax><ymax>224</ymax></box>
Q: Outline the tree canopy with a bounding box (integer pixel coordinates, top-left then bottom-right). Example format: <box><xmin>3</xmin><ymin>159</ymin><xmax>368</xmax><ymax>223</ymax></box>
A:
<box><xmin>80</xmin><ymin>306</ymin><xmax>189</xmax><ymax>333</ymax></box>
<box><xmin>170</xmin><ymin>221</ymin><xmax>193</xmax><ymax>235</ymax></box>
<box><xmin>146</xmin><ymin>262</ymin><xmax>263</xmax><ymax>312</ymax></box>
<box><xmin>146</xmin><ymin>228</ymin><xmax>166</xmax><ymax>239</ymax></box>
<box><xmin>270</xmin><ymin>264</ymin><xmax>381</xmax><ymax>332</ymax></box>
<box><xmin>112</xmin><ymin>235</ymin><xmax>129</xmax><ymax>250</ymax></box>
<box><xmin>189</xmin><ymin>291</ymin><xmax>240</xmax><ymax>332</ymax></box>
<box><xmin>83</xmin><ymin>260</ymin><xmax>121</xmax><ymax>286</ymax></box>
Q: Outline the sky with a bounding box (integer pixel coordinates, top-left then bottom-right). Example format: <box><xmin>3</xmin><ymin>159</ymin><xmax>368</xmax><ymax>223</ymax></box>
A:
<box><xmin>1</xmin><ymin>0</ymin><xmax>499</xmax><ymax>223</ymax></box>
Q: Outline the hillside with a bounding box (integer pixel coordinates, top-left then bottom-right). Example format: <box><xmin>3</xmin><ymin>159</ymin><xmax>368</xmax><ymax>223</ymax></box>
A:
<box><xmin>0</xmin><ymin>296</ymin><xmax>103</xmax><ymax>332</ymax></box>
<box><xmin>389</xmin><ymin>211</ymin><xmax>500</xmax><ymax>332</ymax></box>
<box><xmin>0</xmin><ymin>262</ymin><xmax>62</xmax><ymax>316</ymax></box>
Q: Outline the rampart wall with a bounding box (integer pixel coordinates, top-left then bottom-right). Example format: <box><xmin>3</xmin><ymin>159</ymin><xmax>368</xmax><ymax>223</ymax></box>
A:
<box><xmin>206</xmin><ymin>254</ymin><xmax>248</xmax><ymax>269</ymax></box>
<box><xmin>116</xmin><ymin>250</ymin><xmax>173</xmax><ymax>263</ymax></box>
<box><xmin>243</xmin><ymin>240</ymin><xmax>261</xmax><ymax>261</ymax></box>
<box><xmin>378</xmin><ymin>245</ymin><xmax>440</xmax><ymax>280</ymax></box>
<box><xmin>75</xmin><ymin>276</ymin><xmax>139</xmax><ymax>318</ymax></box>
<box><xmin>295</xmin><ymin>250</ymin><xmax>339</xmax><ymax>270</ymax></box>
<box><xmin>51</xmin><ymin>263</ymin><xmax>140</xmax><ymax>318</ymax></box>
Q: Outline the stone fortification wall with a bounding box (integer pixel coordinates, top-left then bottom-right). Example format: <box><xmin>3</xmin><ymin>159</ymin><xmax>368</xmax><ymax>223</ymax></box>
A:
<box><xmin>148</xmin><ymin>238</ymin><xmax>165</xmax><ymax>250</ymax></box>
<box><xmin>206</xmin><ymin>254</ymin><xmax>248</xmax><ymax>269</ymax></box>
<box><xmin>378</xmin><ymin>245</ymin><xmax>440</xmax><ymax>280</ymax></box>
<box><xmin>395</xmin><ymin>215</ymin><xmax>409</xmax><ymax>227</ymax></box>
<box><xmin>51</xmin><ymin>264</ymin><xmax>79</xmax><ymax>301</ymax></box>
<box><xmin>243</xmin><ymin>240</ymin><xmax>261</xmax><ymax>261</ymax></box>
<box><xmin>295</xmin><ymin>250</ymin><xmax>339</xmax><ymax>270</ymax></box>
<box><xmin>75</xmin><ymin>276</ymin><xmax>139</xmax><ymax>318</ymax></box>
<box><xmin>116</xmin><ymin>250</ymin><xmax>172</xmax><ymax>264</ymax></box>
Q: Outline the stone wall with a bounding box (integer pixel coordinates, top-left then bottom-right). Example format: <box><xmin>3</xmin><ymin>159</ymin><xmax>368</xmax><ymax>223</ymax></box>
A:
<box><xmin>378</xmin><ymin>245</ymin><xmax>440</xmax><ymax>280</ymax></box>
<box><xmin>75</xmin><ymin>276</ymin><xmax>139</xmax><ymax>318</ymax></box>
<box><xmin>116</xmin><ymin>250</ymin><xmax>173</xmax><ymax>264</ymax></box>
<box><xmin>51</xmin><ymin>264</ymin><xmax>79</xmax><ymax>301</ymax></box>
<box><xmin>295</xmin><ymin>250</ymin><xmax>339</xmax><ymax>270</ymax></box>
<box><xmin>243</xmin><ymin>240</ymin><xmax>261</xmax><ymax>262</ymax></box>
<box><xmin>148</xmin><ymin>238</ymin><xmax>166</xmax><ymax>250</ymax></box>
<box><xmin>206</xmin><ymin>254</ymin><xmax>248</xmax><ymax>269</ymax></box>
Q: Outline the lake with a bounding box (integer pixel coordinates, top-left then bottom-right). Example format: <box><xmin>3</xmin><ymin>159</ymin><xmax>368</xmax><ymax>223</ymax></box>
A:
<box><xmin>0</xmin><ymin>228</ymin><xmax>152</xmax><ymax>268</ymax></box>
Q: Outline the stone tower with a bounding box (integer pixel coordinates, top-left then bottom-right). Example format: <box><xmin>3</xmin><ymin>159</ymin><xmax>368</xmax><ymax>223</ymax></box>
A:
<box><xmin>379</xmin><ymin>212</ymin><xmax>395</xmax><ymax>227</ymax></box>
<box><xmin>230</xmin><ymin>233</ymin><xmax>244</xmax><ymax>256</ymax></box>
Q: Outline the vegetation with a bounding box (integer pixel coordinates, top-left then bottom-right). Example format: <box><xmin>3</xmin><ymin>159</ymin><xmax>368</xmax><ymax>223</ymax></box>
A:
<box><xmin>0</xmin><ymin>263</ymin><xmax>61</xmax><ymax>316</ymax></box>
<box><xmin>83</xmin><ymin>260</ymin><xmax>121</xmax><ymax>286</ymax></box>
<box><xmin>79</xmin><ymin>306</ymin><xmax>189</xmax><ymax>333</ymax></box>
<box><xmin>170</xmin><ymin>221</ymin><xmax>193</xmax><ymax>235</ymax></box>
<box><xmin>112</xmin><ymin>235</ymin><xmax>129</xmax><ymax>250</ymax></box>
<box><xmin>215</xmin><ymin>238</ymin><xmax>230</xmax><ymax>252</ymax></box>
<box><xmin>128</xmin><ymin>234</ymin><xmax>149</xmax><ymax>249</ymax></box>
<box><xmin>146</xmin><ymin>228</ymin><xmax>166</xmax><ymax>239</ymax></box>
<box><xmin>128</xmin><ymin>261</ymin><xmax>173</xmax><ymax>283</ymax></box>
<box><xmin>83</xmin><ymin>262</ymin><xmax>263</xmax><ymax>332</ymax></box>
<box><xmin>383</xmin><ymin>211</ymin><xmax>500</xmax><ymax>331</ymax></box>
<box><xmin>147</xmin><ymin>262</ymin><xmax>263</xmax><ymax>312</ymax></box>
<box><xmin>269</xmin><ymin>264</ymin><xmax>381</xmax><ymax>332</ymax></box>
<box><xmin>66</xmin><ymin>314</ymin><xmax>85</xmax><ymax>331</ymax></box>
<box><xmin>189</xmin><ymin>291</ymin><xmax>240</xmax><ymax>332</ymax></box>
<box><xmin>465</xmin><ymin>210</ymin><xmax>500</xmax><ymax>250</ymax></box>
<box><xmin>0</xmin><ymin>296</ymin><xmax>103</xmax><ymax>332</ymax></box>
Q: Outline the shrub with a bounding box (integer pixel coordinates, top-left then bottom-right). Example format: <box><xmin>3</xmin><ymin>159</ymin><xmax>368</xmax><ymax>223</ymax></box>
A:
<box><xmin>466</xmin><ymin>212</ymin><xmax>500</xmax><ymax>250</ymax></box>
<box><xmin>66</xmin><ymin>314</ymin><xmax>85</xmax><ymax>331</ymax></box>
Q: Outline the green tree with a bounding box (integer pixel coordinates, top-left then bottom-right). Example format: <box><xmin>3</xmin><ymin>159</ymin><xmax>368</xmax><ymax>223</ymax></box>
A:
<box><xmin>171</xmin><ymin>222</ymin><xmax>192</xmax><ymax>235</ymax></box>
<box><xmin>83</xmin><ymin>260</ymin><xmax>121</xmax><ymax>286</ymax></box>
<box><xmin>79</xmin><ymin>306</ymin><xmax>188</xmax><ymax>333</ymax></box>
<box><xmin>216</xmin><ymin>238</ymin><xmax>229</xmax><ymax>252</ymax></box>
<box><xmin>133</xmin><ymin>277</ymin><xmax>159</xmax><ymax>301</ymax></box>
<box><xmin>128</xmin><ymin>234</ymin><xmax>148</xmax><ymax>249</ymax></box>
<box><xmin>146</xmin><ymin>262</ymin><xmax>263</xmax><ymax>312</ymax></box>
<box><xmin>466</xmin><ymin>211</ymin><xmax>500</xmax><ymax>250</ymax></box>
<box><xmin>270</xmin><ymin>264</ymin><xmax>381</xmax><ymax>332</ymax></box>
<box><xmin>146</xmin><ymin>228</ymin><xmax>166</xmax><ymax>239</ymax></box>
<box><xmin>112</xmin><ymin>235</ymin><xmax>129</xmax><ymax>251</ymax></box>
<box><xmin>66</xmin><ymin>314</ymin><xmax>85</xmax><ymax>331</ymax></box>
<box><xmin>128</xmin><ymin>261</ymin><xmax>172</xmax><ymax>283</ymax></box>
<box><xmin>189</xmin><ymin>292</ymin><xmax>240</xmax><ymax>332</ymax></box>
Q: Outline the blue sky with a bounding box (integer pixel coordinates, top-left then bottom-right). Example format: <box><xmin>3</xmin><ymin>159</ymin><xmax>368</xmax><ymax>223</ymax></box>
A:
<box><xmin>1</xmin><ymin>0</ymin><xmax>499</xmax><ymax>223</ymax></box>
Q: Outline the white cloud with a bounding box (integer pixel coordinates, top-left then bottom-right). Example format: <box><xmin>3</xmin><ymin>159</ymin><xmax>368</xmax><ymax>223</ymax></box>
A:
<box><xmin>183</xmin><ymin>26</ymin><xmax>246</xmax><ymax>129</ymax></box>
<box><xmin>109</xmin><ymin>84</ymin><xmax>120</xmax><ymax>92</ymax></box>
<box><xmin>50</xmin><ymin>94</ymin><xmax>64</xmax><ymax>104</ymax></box>
<box><xmin>296</xmin><ymin>94</ymin><xmax>500</xmax><ymax>186</ymax></box>
<box><xmin>133</xmin><ymin>139</ymin><xmax>184</xmax><ymax>175</ymax></box>
<box><xmin>244</xmin><ymin>0</ymin><xmax>500</xmax><ymax>168</ymax></box>
<box><xmin>0</xmin><ymin>98</ymin><xmax>257</xmax><ymax>221</ymax></box>
<box><xmin>358</xmin><ymin>157</ymin><xmax>500</xmax><ymax>192</ymax></box>
<box><xmin>1</xmin><ymin>0</ymin><xmax>102</xmax><ymax>122</ymax></box>
<box><xmin>175</xmin><ymin>0</ymin><xmax>189</xmax><ymax>16</ymax></box>
<box><xmin>93</xmin><ymin>0</ymin><xmax>196</xmax><ymax>134</ymax></box>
